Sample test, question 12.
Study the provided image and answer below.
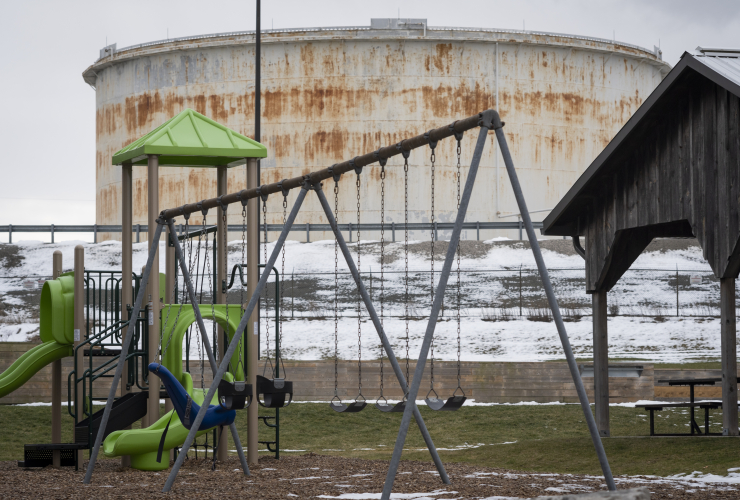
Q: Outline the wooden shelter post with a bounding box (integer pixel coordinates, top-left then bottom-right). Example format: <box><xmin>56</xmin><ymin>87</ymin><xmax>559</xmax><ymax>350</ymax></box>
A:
<box><xmin>592</xmin><ymin>290</ymin><xmax>609</xmax><ymax>436</ymax></box>
<box><xmin>720</xmin><ymin>277</ymin><xmax>738</xmax><ymax>435</ymax></box>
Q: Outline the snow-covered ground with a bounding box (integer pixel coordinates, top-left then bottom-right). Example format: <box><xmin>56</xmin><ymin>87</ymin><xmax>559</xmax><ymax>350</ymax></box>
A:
<box><xmin>0</xmin><ymin>237</ymin><xmax>726</xmax><ymax>364</ymax></box>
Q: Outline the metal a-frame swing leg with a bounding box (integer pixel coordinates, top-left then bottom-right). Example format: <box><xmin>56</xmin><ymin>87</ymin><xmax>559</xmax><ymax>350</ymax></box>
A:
<box><xmin>494</xmin><ymin>117</ymin><xmax>617</xmax><ymax>491</ymax></box>
<box><xmin>313</xmin><ymin>183</ymin><xmax>450</xmax><ymax>485</ymax></box>
<box><xmin>84</xmin><ymin>222</ymin><xmax>165</xmax><ymax>484</ymax></box>
<box><xmin>165</xmin><ymin>218</ymin><xmax>250</xmax><ymax>477</ymax></box>
<box><xmin>163</xmin><ymin>185</ymin><xmax>309</xmax><ymax>493</ymax></box>
<box><xmin>380</xmin><ymin>115</ymin><xmax>490</xmax><ymax>500</ymax></box>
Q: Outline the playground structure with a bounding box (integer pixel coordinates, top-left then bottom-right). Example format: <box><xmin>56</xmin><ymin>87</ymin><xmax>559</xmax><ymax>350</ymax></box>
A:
<box><xmin>66</xmin><ymin>107</ymin><xmax>619</xmax><ymax>499</ymax></box>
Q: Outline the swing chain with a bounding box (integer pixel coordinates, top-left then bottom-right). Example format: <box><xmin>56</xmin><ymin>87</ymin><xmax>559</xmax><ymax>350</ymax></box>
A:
<box><xmin>221</xmin><ymin>203</ymin><xmax>235</xmax><ymax>376</ymax></box>
<box><xmin>456</xmin><ymin>134</ymin><xmax>463</xmax><ymax>390</ymax></box>
<box><xmin>403</xmin><ymin>153</ymin><xmax>410</xmax><ymax>395</ymax></box>
<box><xmin>355</xmin><ymin>168</ymin><xmax>363</xmax><ymax>399</ymax></box>
<box><xmin>333</xmin><ymin>175</ymin><xmax>340</xmax><ymax>398</ymax></box>
<box><xmin>203</xmin><ymin>215</ymin><xmax>218</xmax><ymax>367</ymax></box>
<box><xmin>261</xmin><ymin>195</ymin><xmax>274</xmax><ymax>378</ymax></box>
<box><xmin>195</xmin><ymin>223</ymin><xmax>205</xmax><ymax>391</ymax></box>
<box><xmin>378</xmin><ymin>162</ymin><xmax>386</xmax><ymax>400</ymax></box>
<box><xmin>427</xmin><ymin>131</ymin><xmax>437</xmax><ymax>394</ymax></box>
<box><xmin>279</xmin><ymin>190</ymin><xmax>287</xmax><ymax>378</ymax></box>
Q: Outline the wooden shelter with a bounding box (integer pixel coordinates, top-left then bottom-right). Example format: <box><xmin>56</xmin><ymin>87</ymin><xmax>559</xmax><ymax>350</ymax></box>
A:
<box><xmin>542</xmin><ymin>48</ymin><xmax>740</xmax><ymax>436</ymax></box>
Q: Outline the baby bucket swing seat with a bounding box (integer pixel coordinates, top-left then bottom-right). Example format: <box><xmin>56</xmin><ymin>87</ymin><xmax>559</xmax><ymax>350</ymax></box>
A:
<box><xmin>423</xmin><ymin>128</ymin><xmax>467</xmax><ymax>412</ymax></box>
<box><xmin>255</xmin><ymin>186</ymin><xmax>294</xmax><ymax>409</ymax></box>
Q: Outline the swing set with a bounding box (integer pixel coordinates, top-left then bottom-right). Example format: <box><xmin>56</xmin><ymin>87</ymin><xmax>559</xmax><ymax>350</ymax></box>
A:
<box><xmin>84</xmin><ymin>109</ymin><xmax>617</xmax><ymax>500</ymax></box>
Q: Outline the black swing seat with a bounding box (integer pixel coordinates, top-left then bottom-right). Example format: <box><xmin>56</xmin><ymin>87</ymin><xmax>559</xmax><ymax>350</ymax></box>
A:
<box><xmin>256</xmin><ymin>375</ymin><xmax>293</xmax><ymax>408</ymax></box>
<box><xmin>425</xmin><ymin>395</ymin><xmax>466</xmax><ymax>411</ymax></box>
<box><xmin>218</xmin><ymin>379</ymin><xmax>253</xmax><ymax>410</ymax></box>
<box><xmin>375</xmin><ymin>399</ymin><xmax>406</xmax><ymax>413</ymax></box>
<box><xmin>330</xmin><ymin>397</ymin><xmax>367</xmax><ymax>413</ymax></box>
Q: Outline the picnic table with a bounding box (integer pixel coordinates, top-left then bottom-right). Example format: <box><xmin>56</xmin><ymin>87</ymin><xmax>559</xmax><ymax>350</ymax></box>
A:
<box><xmin>636</xmin><ymin>377</ymin><xmax>728</xmax><ymax>436</ymax></box>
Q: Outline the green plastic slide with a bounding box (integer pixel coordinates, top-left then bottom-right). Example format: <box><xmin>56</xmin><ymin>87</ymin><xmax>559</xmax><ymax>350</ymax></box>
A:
<box><xmin>0</xmin><ymin>341</ymin><xmax>73</xmax><ymax>398</ymax></box>
<box><xmin>102</xmin><ymin>371</ymin><xmax>232</xmax><ymax>470</ymax></box>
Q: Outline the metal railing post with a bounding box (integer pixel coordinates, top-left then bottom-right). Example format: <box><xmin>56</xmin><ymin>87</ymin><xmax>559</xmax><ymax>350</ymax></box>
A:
<box><xmin>94</xmin><ymin>224</ymin><xmax>98</xmax><ymax>243</ymax></box>
<box><xmin>306</xmin><ymin>222</ymin><xmax>310</xmax><ymax>242</ymax></box>
<box><xmin>476</xmin><ymin>221</ymin><xmax>480</xmax><ymax>241</ymax></box>
<box><xmin>136</xmin><ymin>224</ymin><xmax>140</xmax><ymax>243</ymax></box>
<box><xmin>51</xmin><ymin>224</ymin><xmax>54</xmax><ymax>244</ymax></box>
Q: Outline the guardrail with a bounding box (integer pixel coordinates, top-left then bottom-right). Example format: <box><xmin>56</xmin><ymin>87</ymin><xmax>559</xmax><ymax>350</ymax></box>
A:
<box><xmin>0</xmin><ymin>221</ymin><xmax>545</xmax><ymax>244</ymax></box>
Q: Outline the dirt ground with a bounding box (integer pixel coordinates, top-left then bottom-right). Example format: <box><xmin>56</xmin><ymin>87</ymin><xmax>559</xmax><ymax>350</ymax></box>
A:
<box><xmin>2</xmin><ymin>454</ymin><xmax>738</xmax><ymax>499</ymax></box>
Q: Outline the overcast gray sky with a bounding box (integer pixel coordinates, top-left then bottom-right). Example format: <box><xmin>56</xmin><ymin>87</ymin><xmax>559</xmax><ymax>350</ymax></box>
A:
<box><xmin>0</xmin><ymin>0</ymin><xmax>738</xmax><ymax>232</ymax></box>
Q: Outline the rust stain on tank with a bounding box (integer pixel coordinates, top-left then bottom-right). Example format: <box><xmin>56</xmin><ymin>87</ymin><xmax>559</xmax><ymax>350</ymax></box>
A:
<box><xmin>432</xmin><ymin>43</ymin><xmax>453</xmax><ymax>74</ymax></box>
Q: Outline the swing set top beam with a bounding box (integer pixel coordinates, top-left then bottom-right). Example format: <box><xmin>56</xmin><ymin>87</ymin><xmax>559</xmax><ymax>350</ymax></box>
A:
<box><xmin>159</xmin><ymin>110</ymin><xmax>498</xmax><ymax>221</ymax></box>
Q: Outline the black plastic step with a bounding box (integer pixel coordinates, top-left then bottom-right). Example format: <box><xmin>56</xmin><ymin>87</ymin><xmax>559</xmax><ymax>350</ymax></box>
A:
<box><xmin>18</xmin><ymin>443</ymin><xmax>86</xmax><ymax>468</ymax></box>
<box><xmin>83</xmin><ymin>347</ymin><xmax>122</xmax><ymax>357</ymax></box>
<box><xmin>75</xmin><ymin>392</ymin><xmax>147</xmax><ymax>445</ymax></box>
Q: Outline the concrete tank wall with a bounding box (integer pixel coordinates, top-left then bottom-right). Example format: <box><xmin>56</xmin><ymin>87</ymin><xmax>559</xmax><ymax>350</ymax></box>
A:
<box><xmin>84</xmin><ymin>24</ymin><xmax>670</xmax><ymax>242</ymax></box>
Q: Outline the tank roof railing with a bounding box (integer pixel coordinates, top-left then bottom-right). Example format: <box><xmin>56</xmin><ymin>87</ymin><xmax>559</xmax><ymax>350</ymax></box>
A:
<box><xmin>97</xmin><ymin>24</ymin><xmax>662</xmax><ymax>64</ymax></box>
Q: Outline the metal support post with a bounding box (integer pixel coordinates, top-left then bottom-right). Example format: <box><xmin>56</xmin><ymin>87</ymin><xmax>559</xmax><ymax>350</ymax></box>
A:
<box><xmin>306</xmin><ymin>222</ymin><xmax>310</xmax><ymax>242</ymax></box>
<box><xmin>83</xmin><ymin>224</ymin><xmax>164</xmax><ymax>484</ymax></box>
<box><xmin>51</xmin><ymin>251</ymin><xmax>62</xmax><ymax>468</ymax></box>
<box><xmin>721</xmin><ymin>277</ymin><xmax>738</xmax><ymax>435</ymax></box>
<box><xmin>392</xmin><ymin>221</ymin><xmax>395</xmax><ymax>242</ymax></box>
<box><xmin>8</xmin><ymin>223</ymin><xmax>11</xmax><ymax>243</ymax></box>
<box><xmin>476</xmin><ymin>221</ymin><xmax>480</xmax><ymax>241</ymax></box>
<box><xmin>246</xmin><ymin>158</ymin><xmax>259</xmax><ymax>465</ymax></box>
<box><xmin>381</xmin><ymin>119</ymin><xmax>490</xmax><ymax>500</ymax></box>
<box><xmin>121</xmin><ymin>162</ymin><xmax>133</xmax><ymax>467</ymax></box>
<box><xmin>163</xmin><ymin>187</ymin><xmax>308</xmax><ymax>493</ymax></box>
<box><xmin>494</xmin><ymin>116</ymin><xmax>616</xmax><ymax>490</ymax></box>
<box><xmin>94</xmin><ymin>224</ymin><xmax>98</xmax><ymax>243</ymax></box>
<box><xmin>315</xmin><ymin>186</ymin><xmax>449</xmax><ymax>484</ymax></box>
<box><xmin>216</xmin><ymin>165</ymin><xmax>229</xmax><ymax>462</ymax></box>
<box><xmin>593</xmin><ymin>290</ymin><xmax>610</xmax><ymax>436</ymax></box>
<box><xmin>73</xmin><ymin>246</ymin><xmax>84</xmax><ymax>466</ymax></box>
<box><xmin>165</xmin><ymin>218</ymin><xmax>249</xmax><ymax>475</ymax></box>
<box><xmin>51</xmin><ymin>224</ymin><xmax>55</xmax><ymax>244</ymax></box>
<box><xmin>147</xmin><ymin>155</ymin><xmax>160</xmax><ymax>429</ymax></box>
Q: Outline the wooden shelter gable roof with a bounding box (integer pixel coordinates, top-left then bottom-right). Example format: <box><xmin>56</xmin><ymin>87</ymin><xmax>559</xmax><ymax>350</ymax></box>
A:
<box><xmin>542</xmin><ymin>51</ymin><xmax>740</xmax><ymax>237</ymax></box>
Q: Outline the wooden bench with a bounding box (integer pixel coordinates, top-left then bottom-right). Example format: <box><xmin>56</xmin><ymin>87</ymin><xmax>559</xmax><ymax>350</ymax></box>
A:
<box><xmin>636</xmin><ymin>402</ymin><xmax>722</xmax><ymax>436</ymax></box>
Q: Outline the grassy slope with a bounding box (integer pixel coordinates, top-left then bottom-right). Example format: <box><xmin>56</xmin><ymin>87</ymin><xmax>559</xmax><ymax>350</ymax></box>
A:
<box><xmin>1</xmin><ymin>403</ymin><xmax>737</xmax><ymax>477</ymax></box>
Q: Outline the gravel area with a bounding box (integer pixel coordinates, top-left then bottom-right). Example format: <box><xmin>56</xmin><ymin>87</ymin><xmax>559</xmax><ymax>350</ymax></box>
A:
<box><xmin>3</xmin><ymin>454</ymin><xmax>739</xmax><ymax>499</ymax></box>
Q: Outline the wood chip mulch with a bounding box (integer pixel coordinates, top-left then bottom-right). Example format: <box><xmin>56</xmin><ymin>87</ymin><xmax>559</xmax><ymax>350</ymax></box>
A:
<box><xmin>1</xmin><ymin>454</ymin><xmax>738</xmax><ymax>499</ymax></box>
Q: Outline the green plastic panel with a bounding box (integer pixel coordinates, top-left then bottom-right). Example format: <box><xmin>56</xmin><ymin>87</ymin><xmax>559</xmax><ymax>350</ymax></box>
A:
<box><xmin>39</xmin><ymin>275</ymin><xmax>75</xmax><ymax>345</ymax></box>
<box><xmin>160</xmin><ymin>304</ymin><xmax>244</xmax><ymax>384</ymax></box>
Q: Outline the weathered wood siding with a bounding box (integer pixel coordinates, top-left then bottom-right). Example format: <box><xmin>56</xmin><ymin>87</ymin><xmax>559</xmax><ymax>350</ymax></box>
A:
<box><xmin>584</xmin><ymin>71</ymin><xmax>740</xmax><ymax>291</ymax></box>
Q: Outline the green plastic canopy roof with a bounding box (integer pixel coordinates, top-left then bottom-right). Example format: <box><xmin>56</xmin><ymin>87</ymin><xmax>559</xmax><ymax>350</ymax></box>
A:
<box><xmin>112</xmin><ymin>108</ymin><xmax>267</xmax><ymax>167</ymax></box>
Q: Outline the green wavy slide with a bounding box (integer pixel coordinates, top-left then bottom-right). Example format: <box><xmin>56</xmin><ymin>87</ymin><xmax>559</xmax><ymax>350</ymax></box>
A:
<box><xmin>0</xmin><ymin>275</ymin><xmax>76</xmax><ymax>399</ymax></box>
<box><xmin>0</xmin><ymin>341</ymin><xmax>73</xmax><ymax>398</ymax></box>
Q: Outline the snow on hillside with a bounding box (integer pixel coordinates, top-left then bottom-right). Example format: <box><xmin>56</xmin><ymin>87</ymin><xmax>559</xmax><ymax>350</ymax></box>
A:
<box><xmin>0</xmin><ymin>237</ymin><xmax>720</xmax><ymax>364</ymax></box>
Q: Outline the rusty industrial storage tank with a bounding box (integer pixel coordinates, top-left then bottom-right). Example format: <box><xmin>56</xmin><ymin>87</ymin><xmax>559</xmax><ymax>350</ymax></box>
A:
<box><xmin>83</xmin><ymin>19</ymin><xmax>670</xmax><ymax>241</ymax></box>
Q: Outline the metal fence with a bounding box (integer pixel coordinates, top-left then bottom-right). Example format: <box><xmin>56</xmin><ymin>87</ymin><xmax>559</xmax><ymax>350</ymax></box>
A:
<box><xmin>0</xmin><ymin>268</ymin><xmax>730</xmax><ymax>338</ymax></box>
<box><xmin>222</xmin><ymin>267</ymin><xmax>732</xmax><ymax>319</ymax></box>
<box><xmin>0</xmin><ymin>221</ymin><xmax>545</xmax><ymax>244</ymax></box>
